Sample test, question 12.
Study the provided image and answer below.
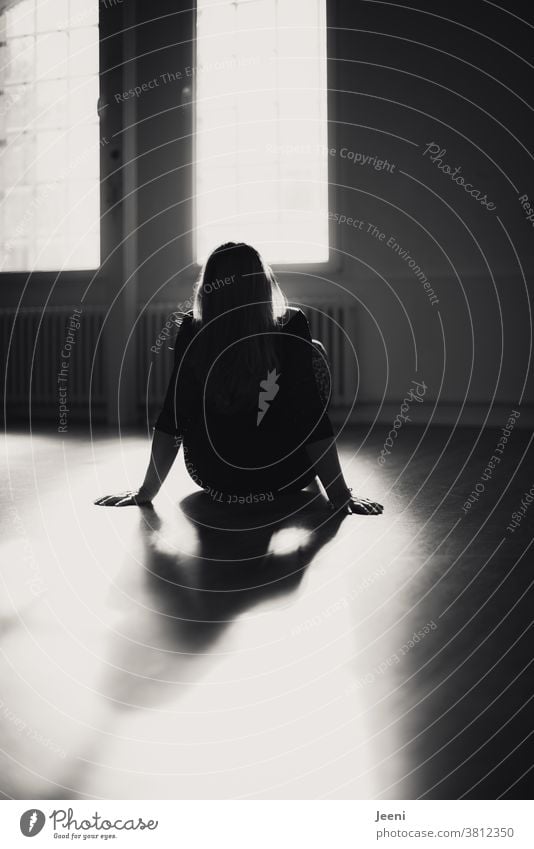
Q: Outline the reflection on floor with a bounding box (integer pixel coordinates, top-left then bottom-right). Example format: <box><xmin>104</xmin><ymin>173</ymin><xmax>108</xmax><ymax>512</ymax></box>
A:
<box><xmin>0</xmin><ymin>425</ymin><xmax>532</xmax><ymax>799</ymax></box>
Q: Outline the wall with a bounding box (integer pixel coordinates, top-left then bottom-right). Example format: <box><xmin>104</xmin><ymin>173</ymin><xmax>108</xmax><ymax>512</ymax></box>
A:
<box><xmin>322</xmin><ymin>0</ymin><xmax>533</xmax><ymax>424</ymax></box>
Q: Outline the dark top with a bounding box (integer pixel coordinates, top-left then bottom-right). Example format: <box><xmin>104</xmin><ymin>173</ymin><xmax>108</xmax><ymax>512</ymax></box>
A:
<box><xmin>154</xmin><ymin>307</ymin><xmax>333</xmax><ymax>495</ymax></box>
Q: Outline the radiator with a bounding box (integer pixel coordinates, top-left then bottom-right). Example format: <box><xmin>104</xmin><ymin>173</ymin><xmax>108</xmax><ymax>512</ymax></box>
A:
<box><xmin>1</xmin><ymin>301</ymin><xmax>357</xmax><ymax>420</ymax></box>
<box><xmin>1</xmin><ymin>305</ymin><xmax>106</xmax><ymax>412</ymax></box>
<box><xmin>138</xmin><ymin>300</ymin><xmax>358</xmax><ymax>412</ymax></box>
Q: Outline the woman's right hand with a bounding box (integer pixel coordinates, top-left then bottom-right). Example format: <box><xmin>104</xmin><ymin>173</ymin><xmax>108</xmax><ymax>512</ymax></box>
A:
<box><xmin>343</xmin><ymin>496</ymin><xmax>383</xmax><ymax>515</ymax></box>
<box><xmin>93</xmin><ymin>488</ymin><xmax>153</xmax><ymax>507</ymax></box>
<box><xmin>329</xmin><ymin>488</ymin><xmax>384</xmax><ymax>516</ymax></box>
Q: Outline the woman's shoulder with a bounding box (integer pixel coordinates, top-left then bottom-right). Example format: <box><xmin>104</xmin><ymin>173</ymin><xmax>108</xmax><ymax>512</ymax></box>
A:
<box><xmin>173</xmin><ymin>309</ymin><xmax>194</xmax><ymax>326</ymax></box>
<box><xmin>169</xmin><ymin>310</ymin><xmax>195</xmax><ymax>359</ymax></box>
<box><xmin>281</xmin><ymin>306</ymin><xmax>307</xmax><ymax>324</ymax></box>
<box><xmin>280</xmin><ymin>307</ymin><xmax>310</xmax><ymax>334</ymax></box>
<box><xmin>171</xmin><ymin>309</ymin><xmax>196</xmax><ymax>338</ymax></box>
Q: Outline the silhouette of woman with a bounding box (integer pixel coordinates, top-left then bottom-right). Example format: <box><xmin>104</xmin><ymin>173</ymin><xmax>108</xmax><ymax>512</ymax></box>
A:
<box><xmin>95</xmin><ymin>243</ymin><xmax>383</xmax><ymax>516</ymax></box>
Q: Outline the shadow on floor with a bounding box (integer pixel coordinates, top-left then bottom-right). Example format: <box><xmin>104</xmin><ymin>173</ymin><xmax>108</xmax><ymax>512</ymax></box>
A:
<box><xmin>59</xmin><ymin>491</ymin><xmax>349</xmax><ymax>797</ymax></box>
<box><xmin>94</xmin><ymin>490</ymin><xmax>347</xmax><ymax>714</ymax></box>
<box><xmin>139</xmin><ymin>490</ymin><xmax>346</xmax><ymax>654</ymax></box>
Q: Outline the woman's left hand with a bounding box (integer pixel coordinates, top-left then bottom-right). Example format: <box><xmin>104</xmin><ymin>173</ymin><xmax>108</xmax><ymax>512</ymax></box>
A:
<box><xmin>94</xmin><ymin>489</ymin><xmax>153</xmax><ymax>507</ymax></box>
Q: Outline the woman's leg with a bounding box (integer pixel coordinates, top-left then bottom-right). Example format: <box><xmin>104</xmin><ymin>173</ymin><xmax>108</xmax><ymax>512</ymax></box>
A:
<box><xmin>281</xmin><ymin>339</ymin><xmax>331</xmax><ymax>495</ymax></box>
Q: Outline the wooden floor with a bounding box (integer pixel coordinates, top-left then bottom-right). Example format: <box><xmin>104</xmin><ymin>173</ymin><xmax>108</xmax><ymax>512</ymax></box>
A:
<box><xmin>1</xmin><ymin>424</ymin><xmax>532</xmax><ymax>800</ymax></box>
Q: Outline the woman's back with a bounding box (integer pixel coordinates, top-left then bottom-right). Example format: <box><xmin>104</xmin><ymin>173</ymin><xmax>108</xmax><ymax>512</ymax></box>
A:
<box><xmin>155</xmin><ymin>307</ymin><xmax>333</xmax><ymax>496</ymax></box>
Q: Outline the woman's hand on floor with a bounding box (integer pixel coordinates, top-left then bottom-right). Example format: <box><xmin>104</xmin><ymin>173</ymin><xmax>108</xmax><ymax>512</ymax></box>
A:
<box><xmin>344</xmin><ymin>496</ymin><xmax>383</xmax><ymax>515</ymax></box>
<box><xmin>329</xmin><ymin>489</ymin><xmax>384</xmax><ymax>516</ymax></box>
<box><xmin>93</xmin><ymin>488</ymin><xmax>153</xmax><ymax>507</ymax></box>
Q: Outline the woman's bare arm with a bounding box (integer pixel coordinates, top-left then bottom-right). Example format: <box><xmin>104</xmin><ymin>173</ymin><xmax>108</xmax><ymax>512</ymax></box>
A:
<box><xmin>94</xmin><ymin>429</ymin><xmax>181</xmax><ymax>506</ymax></box>
<box><xmin>305</xmin><ymin>437</ymin><xmax>383</xmax><ymax>515</ymax></box>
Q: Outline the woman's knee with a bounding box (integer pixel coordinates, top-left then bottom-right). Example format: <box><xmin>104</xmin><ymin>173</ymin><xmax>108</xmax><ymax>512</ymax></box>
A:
<box><xmin>311</xmin><ymin>339</ymin><xmax>331</xmax><ymax>405</ymax></box>
<box><xmin>311</xmin><ymin>339</ymin><xmax>327</xmax><ymax>358</ymax></box>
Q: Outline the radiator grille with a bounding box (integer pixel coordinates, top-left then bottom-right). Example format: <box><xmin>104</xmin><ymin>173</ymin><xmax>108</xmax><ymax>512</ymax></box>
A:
<box><xmin>1</xmin><ymin>306</ymin><xmax>106</xmax><ymax>414</ymax></box>
<box><xmin>1</xmin><ymin>301</ymin><xmax>357</xmax><ymax>421</ymax></box>
<box><xmin>137</xmin><ymin>300</ymin><xmax>357</xmax><ymax>413</ymax></box>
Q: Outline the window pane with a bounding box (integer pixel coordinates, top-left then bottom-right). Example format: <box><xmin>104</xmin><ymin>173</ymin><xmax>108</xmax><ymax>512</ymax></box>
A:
<box><xmin>4</xmin><ymin>84</ymin><xmax>34</xmax><ymax>132</ymax></box>
<box><xmin>68</xmin><ymin>76</ymin><xmax>99</xmax><ymax>125</ymax></box>
<box><xmin>195</xmin><ymin>0</ymin><xmax>329</xmax><ymax>264</ymax></box>
<box><xmin>5</xmin><ymin>1</ymin><xmax>34</xmax><ymax>38</ymax></box>
<box><xmin>0</xmin><ymin>2</ymin><xmax>99</xmax><ymax>271</ymax></box>
<box><xmin>35</xmin><ymin>183</ymin><xmax>65</xmax><ymax>236</ymax></box>
<box><xmin>35</xmin><ymin>79</ymin><xmax>68</xmax><ymax>128</ymax></box>
<box><xmin>69</xmin><ymin>26</ymin><xmax>99</xmax><ymax>77</ymax></box>
<box><xmin>67</xmin><ymin>124</ymin><xmax>100</xmax><ymax>179</ymax></box>
<box><xmin>4</xmin><ymin>133</ymin><xmax>35</xmax><ymax>185</ymax></box>
<box><xmin>36</xmin><ymin>0</ymin><xmax>69</xmax><ymax>34</ymax></box>
<box><xmin>69</xmin><ymin>0</ymin><xmax>98</xmax><ymax>29</ymax></box>
<box><xmin>5</xmin><ymin>37</ymin><xmax>35</xmax><ymax>84</ymax></box>
<box><xmin>35</xmin><ymin>32</ymin><xmax>69</xmax><ymax>80</ymax></box>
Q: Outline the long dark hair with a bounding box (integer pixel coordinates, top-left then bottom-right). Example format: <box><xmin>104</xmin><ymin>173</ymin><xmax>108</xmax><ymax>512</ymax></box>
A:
<box><xmin>191</xmin><ymin>242</ymin><xmax>288</xmax><ymax>414</ymax></box>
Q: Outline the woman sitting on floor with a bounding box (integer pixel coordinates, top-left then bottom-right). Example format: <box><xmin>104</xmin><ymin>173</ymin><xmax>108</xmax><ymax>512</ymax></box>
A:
<box><xmin>95</xmin><ymin>242</ymin><xmax>383</xmax><ymax>516</ymax></box>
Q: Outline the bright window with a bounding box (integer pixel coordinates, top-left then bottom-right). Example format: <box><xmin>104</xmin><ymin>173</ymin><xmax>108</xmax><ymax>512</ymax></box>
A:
<box><xmin>0</xmin><ymin>0</ymin><xmax>100</xmax><ymax>271</ymax></box>
<box><xmin>195</xmin><ymin>0</ymin><xmax>329</xmax><ymax>264</ymax></box>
